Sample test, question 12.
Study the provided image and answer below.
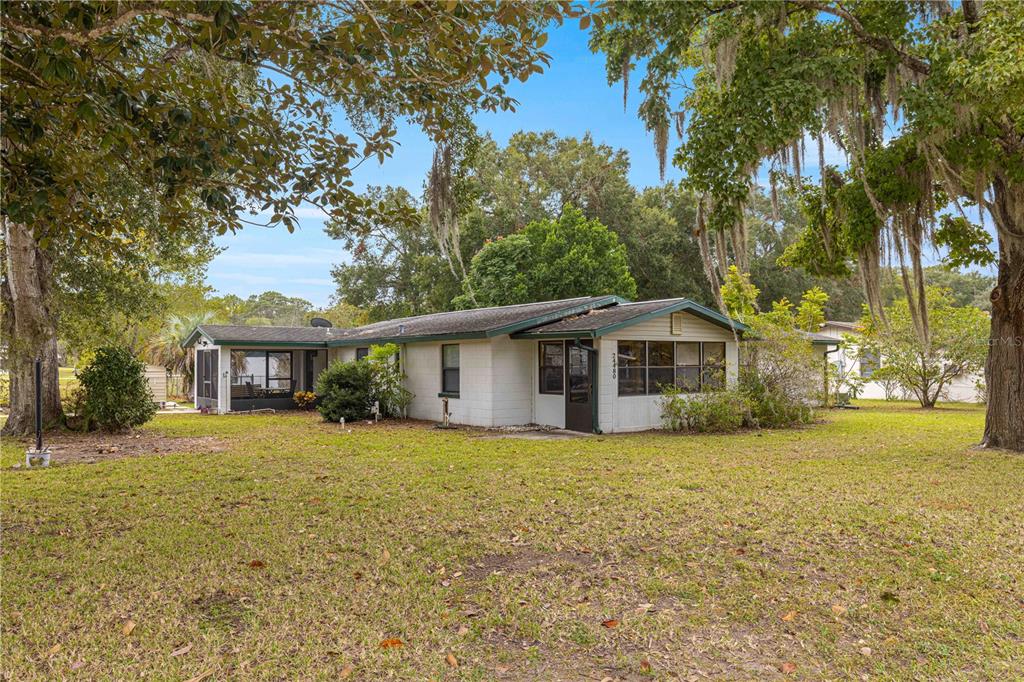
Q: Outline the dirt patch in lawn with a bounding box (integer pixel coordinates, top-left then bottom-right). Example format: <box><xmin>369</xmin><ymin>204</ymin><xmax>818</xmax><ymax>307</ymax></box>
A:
<box><xmin>13</xmin><ymin>429</ymin><xmax>228</xmax><ymax>466</ymax></box>
<box><xmin>192</xmin><ymin>589</ymin><xmax>252</xmax><ymax>634</ymax></box>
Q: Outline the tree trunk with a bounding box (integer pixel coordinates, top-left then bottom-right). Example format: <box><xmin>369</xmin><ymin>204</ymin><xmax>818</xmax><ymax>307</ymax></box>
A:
<box><xmin>982</xmin><ymin>173</ymin><xmax>1024</xmax><ymax>451</ymax></box>
<box><xmin>1</xmin><ymin>218</ymin><xmax>63</xmax><ymax>436</ymax></box>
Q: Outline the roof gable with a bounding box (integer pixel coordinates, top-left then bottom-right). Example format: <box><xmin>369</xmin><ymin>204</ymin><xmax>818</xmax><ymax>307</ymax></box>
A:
<box><xmin>513</xmin><ymin>298</ymin><xmax>748</xmax><ymax>338</ymax></box>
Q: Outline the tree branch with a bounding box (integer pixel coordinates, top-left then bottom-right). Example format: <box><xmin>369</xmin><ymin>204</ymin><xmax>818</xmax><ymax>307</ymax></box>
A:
<box><xmin>791</xmin><ymin>1</ymin><xmax>931</xmax><ymax>76</ymax></box>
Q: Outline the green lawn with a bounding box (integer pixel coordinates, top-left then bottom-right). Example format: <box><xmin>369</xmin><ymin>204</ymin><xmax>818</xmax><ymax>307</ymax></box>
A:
<box><xmin>3</xmin><ymin>402</ymin><xmax>1022</xmax><ymax>680</ymax></box>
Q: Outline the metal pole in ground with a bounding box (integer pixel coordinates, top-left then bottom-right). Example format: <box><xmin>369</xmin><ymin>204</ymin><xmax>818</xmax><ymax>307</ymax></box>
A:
<box><xmin>35</xmin><ymin>357</ymin><xmax>43</xmax><ymax>451</ymax></box>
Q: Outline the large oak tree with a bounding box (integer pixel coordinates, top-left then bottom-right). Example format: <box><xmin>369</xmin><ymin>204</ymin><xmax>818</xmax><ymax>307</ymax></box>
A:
<box><xmin>592</xmin><ymin>1</ymin><xmax>1024</xmax><ymax>449</ymax></box>
<box><xmin>1</xmin><ymin>0</ymin><xmax>568</xmax><ymax>435</ymax></box>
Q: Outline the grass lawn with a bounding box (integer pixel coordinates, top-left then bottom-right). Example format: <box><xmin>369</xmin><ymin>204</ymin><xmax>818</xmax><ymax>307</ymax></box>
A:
<box><xmin>2</xmin><ymin>402</ymin><xmax>1022</xmax><ymax>680</ymax></box>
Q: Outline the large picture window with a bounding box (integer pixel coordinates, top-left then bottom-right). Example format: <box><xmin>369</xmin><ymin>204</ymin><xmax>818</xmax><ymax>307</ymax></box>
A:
<box><xmin>538</xmin><ymin>342</ymin><xmax>564</xmax><ymax>394</ymax></box>
<box><xmin>617</xmin><ymin>340</ymin><xmax>728</xmax><ymax>395</ymax></box>
<box><xmin>231</xmin><ymin>350</ymin><xmax>293</xmax><ymax>393</ymax></box>
<box><xmin>441</xmin><ymin>344</ymin><xmax>460</xmax><ymax>396</ymax></box>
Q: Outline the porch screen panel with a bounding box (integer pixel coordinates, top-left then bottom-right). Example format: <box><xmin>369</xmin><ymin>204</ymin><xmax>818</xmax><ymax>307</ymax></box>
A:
<box><xmin>617</xmin><ymin>341</ymin><xmax>646</xmax><ymax>395</ymax></box>
<box><xmin>647</xmin><ymin>341</ymin><xmax>674</xmax><ymax>394</ymax></box>
<box><xmin>210</xmin><ymin>351</ymin><xmax>219</xmax><ymax>399</ymax></box>
<box><xmin>702</xmin><ymin>342</ymin><xmax>726</xmax><ymax>389</ymax></box>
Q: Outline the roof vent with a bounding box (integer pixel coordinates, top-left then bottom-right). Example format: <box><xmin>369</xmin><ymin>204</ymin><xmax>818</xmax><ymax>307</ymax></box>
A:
<box><xmin>310</xmin><ymin>317</ymin><xmax>333</xmax><ymax>328</ymax></box>
<box><xmin>398</xmin><ymin>324</ymin><xmax>406</xmax><ymax>335</ymax></box>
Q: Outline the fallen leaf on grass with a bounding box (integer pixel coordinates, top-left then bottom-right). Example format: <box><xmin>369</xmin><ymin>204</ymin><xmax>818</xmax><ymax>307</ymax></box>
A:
<box><xmin>70</xmin><ymin>660</ymin><xmax>85</xmax><ymax>670</ymax></box>
<box><xmin>170</xmin><ymin>643</ymin><xmax>193</xmax><ymax>657</ymax></box>
<box><xmin>457</xmin><ymin>625</ymin><xmax>469</xmax><ymax>636</ymax></box>
<box><xmin>184</xmin><ymin>670</ymin><xmax>214</xmax><ymax>682</ymax></box>
<box><xmin>640</xmin><ymin>659</ymin><xmax>652</xmax><ymax>672</ymax></box>
<box><xmin>780</xmin><ymin>662</ymin><xmax>797</xmax><ymax>674</ymax></box>
<box><xmin>781</xmin><ymin>610</ymin><xmax>797</xmax><ymax>622</ymax></box>
<box><xmin>831</xmin><ymin>604</ymin><xmax>847</xmax><ymax>616</ymax></box>
<box><xmin>601</xmin><ymin>619</ymin><xmax>619</xmax><ymax>629</ymax></box>
<box><xmin>248</xmin><ymin>559</ymin><xmax>265</xmax><ymax>569</ymax></box>
<box><xmin>340</xmin><ymin>664</ymin><xmax>354</xmax><ymax>678</ymax></box>
<box><xmin>122</xmin><ymin>620</ymin><xmax>136</xmax><ymax>636</ymax></box>
<box><xmin>379</xmin><ymin>548</ymin><xmax>391</xmax><ymax>565</ymax></box>
<box><xmin>46</xmin><ymin>643</ymin><xmax>61</xmax><ymax>656</ymax></box>
<box><xmin>379</xmin><ymin>638</ymin><xmax>403</xmax><ymax>649</ymax></box>
<box><xmin>446</xmin><ymin>653</ymin><xmax>458</xmax><ymax>668</ymax></box>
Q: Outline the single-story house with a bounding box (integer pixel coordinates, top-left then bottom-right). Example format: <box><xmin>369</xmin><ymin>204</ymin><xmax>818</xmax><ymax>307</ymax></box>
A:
<box><xmin>182</xmin><ymin>296</ymin><xmax>749</xmax><ymax>433</ymax></box>
<box><xmin>819</xmin><ymin>320</ymin><xmax>984</xmax><ymax>403</ymax></box>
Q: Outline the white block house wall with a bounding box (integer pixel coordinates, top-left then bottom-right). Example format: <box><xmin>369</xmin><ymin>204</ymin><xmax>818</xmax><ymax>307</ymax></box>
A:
<box><xmin>820</xmin><ymin>321</ymin><xmax>984</xmax><ymax>403</ymax></box>
<box><xmin>184</xmin><ymin>296</ymin><xmax>751</xmax><ymax>432</ymax></box>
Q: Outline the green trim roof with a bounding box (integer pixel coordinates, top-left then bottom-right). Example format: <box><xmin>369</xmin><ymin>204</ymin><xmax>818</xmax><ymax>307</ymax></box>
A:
<box><xmin>512</xmin><ymin>298</ymin><xmax>749</xmax><ymax>338</ymax></box>
<box><xmin>181</xmin><ymin>296</ymin><xmax>749</xmax><ymax>349</ymax></box>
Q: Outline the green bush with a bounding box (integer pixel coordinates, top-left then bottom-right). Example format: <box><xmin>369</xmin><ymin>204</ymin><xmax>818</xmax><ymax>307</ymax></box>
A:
<box><xmin>365</xmin><ymin>343</ymin><xmax>414</xmax><ymax>417</ymax></box>
<box><xmin>315</xmin><ymin>360</ymin><xmax>373</xmax><ymax>422</ymax></box>
<box><xmin>661</xmin><ymin>385</ymin><xmax>750</xmax><ymax>433</ymax></box>
<box><xmin>739</xmin><ymin>369</ymin><xmax>815</xmax><ymax>429</ymax></box>
<box><xmin>78</xmin><ymin>347</ymin><xmax>157</xmax><ymax>431</ymax></box>
<box><xmin>0</xmin><ymin>372</ymin><xmax>9</xmax><ymax>408</ymax></box>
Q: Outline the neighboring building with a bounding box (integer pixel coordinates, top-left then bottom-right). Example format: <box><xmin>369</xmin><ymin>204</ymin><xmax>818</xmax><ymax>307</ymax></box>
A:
<box><xmin>820</xmin><ymin>320</ymin><xmax>983</xmax><ymax>403</ymax></box>
<box><xmin>143</xmin><ymin>364</ymin><xmax>168</xmax><ymax>405</ymax></box>
<box><xmin>182</xmin><ymin>296</ymin><xmax>748</xmax><ymax>433</ymax></box>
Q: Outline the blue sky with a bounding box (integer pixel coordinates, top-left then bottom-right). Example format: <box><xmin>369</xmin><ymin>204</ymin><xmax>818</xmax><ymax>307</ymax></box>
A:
<box><xmin>208</xmin><ymin>22</ymin><xmax>692</xmax><ymax>307</ymax></box>
<box><xmin>204</xmin><ymin>20</ymin><xmax>901</xmax><ymax>307</ymax></box>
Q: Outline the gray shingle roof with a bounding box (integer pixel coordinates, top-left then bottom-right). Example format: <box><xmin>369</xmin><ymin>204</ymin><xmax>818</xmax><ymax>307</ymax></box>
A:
<box><xmin>190</xmin><ymin>325</ymin><xmax>340</xmax><ymax>345</ymax></box>
<box><xmin>515</xmin><ymin>298</ymin><xmax>746</xmax><ymax>336</ymax></box>
<box><xmin>326</xmin><ymin>296</ymin><xmax>621</xmax><ymax>346</ymax></box>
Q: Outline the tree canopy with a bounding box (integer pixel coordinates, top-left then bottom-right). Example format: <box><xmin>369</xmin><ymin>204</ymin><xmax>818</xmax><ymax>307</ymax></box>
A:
<box><xmin>454</xmin><ymin>206</ymin><xmax>637</xmax><ymax>308</ymax></box>
<box><xmin>0</xmin><ymin>0</ymin><xmax>571</xmax><ymax>435</ymax></box>
<box><xmin>592</xmin><ymin>0</ymin><xmax>1023</xmax><ymax>449</ymax></box>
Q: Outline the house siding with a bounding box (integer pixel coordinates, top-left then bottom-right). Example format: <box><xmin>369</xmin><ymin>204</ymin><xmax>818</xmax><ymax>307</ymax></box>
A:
<box><xmin>822</xmin><ymin>323</ymin><xmax>982</xmax><ymax>403</ymax></box>
<box><xmin>600</xmin><ymin>311</ymin><xmax>739</xmax><ymax>433</ymax></box>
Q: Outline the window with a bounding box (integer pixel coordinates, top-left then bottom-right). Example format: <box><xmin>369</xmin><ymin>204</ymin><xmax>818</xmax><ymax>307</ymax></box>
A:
<box><xmin>617</xmin><ymin>340</ymin><xmax>729</xmax><ymax>395</ymax></box>
<box><xmin>617</xmin><ymin>340</ymin><xmax>646</xmax><ymax>395</ymax></box>
<box><xmin>670</xmin><ymin>312</ymin><xmax>684</xmax><ymax>335</ymax></box>
<box><xmin>701</xmin><ymin>342</ymin><xmax>726</xmax><ymax>390</ymax></box>
<box><xmin>539</xmin><ymin>342</ymin><xmax>564</xmax><ymax>394</ymax></box>
<box><xmin>355</xmin><ymin>347</ymin><xmax>369</xmax><ymax>361</ymax></box>
<box><xmin>231</xmin><ymin>350</ymin><xmax>293</xmax><ymax>392</ymax></box>
<box><xmin>674</xmin><ymin>342</ymin><xmax>702</xmax><ymax>392</ymax></box>
<box><xmin>441</xmin><ymin>344</ymin><xmax>460</xmax><ymax>396</ymax></box>
<box><xmin>860</xmin><ymin>350</ymin><xmax>879</xmax><ymax>378</ymax></box>
<box><xmin>647</xmin><ymin>341</ymin><xmax>674</xmax><ymax>393</ymax></box>
<box><xmin>267</xmin><ymin>351</ymin><xmax>292</xmax><ymax>389</ymax></box>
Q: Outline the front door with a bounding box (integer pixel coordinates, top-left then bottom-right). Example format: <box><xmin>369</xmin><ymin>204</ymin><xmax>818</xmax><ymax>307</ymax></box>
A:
<box><xmin>564</xmin><ymin>340</ymin><xmax>595</xmax><ymax>433</ymax></box>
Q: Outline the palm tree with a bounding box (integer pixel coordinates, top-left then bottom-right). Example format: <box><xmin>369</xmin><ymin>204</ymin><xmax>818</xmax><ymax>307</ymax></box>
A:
<box><xmin>145</xmin><ymin>311</ymin><xmax>218</xmax><ymax>397</ymax></box>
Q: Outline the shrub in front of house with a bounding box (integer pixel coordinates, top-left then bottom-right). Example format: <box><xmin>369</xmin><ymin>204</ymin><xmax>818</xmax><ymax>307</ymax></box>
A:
<box><xmin>293</xmin><ymin>390</ymin><xmax>317</xmax><ymax>410</ymax></box>
<box><xmin>661</xmin><ymin>385</ymin><xmax>750</xmax><ymax>433</ymax></box>
<box><xmin>738</xmin><ymin>369</ymin><xmax>815</xmax><ymax>429</ymax></box>
<box><xmin>315</xmin><ymin>360</ymin><xmax>373</xmax><ymax>422</ymax></box>
<box><xmin>78</xmin><ymin>347</ymin><xmax>157</xmax><ymax>431</ymax></box>
<box><xmin>364</xmin><ymin>343</ymin><xmax>414</xmax><ymax>417</ymax></box>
